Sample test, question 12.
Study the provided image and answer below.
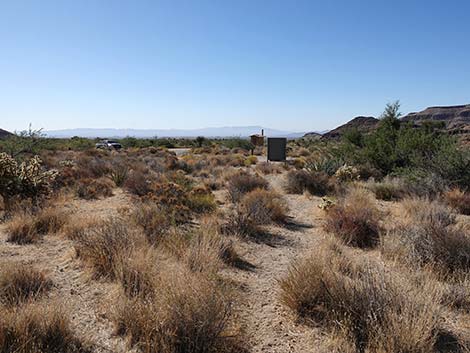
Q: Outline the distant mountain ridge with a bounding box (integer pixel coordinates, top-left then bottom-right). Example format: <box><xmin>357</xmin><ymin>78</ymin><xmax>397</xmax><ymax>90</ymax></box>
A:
<box><xmin>320</xmin><ymin>116</ymin><xmax>378</xmax><ymax>140</ymax></box>
<box><xmin>45</xmin><ymin>126</ymin><xmax>306</xmax><ymax>138</ymax></box>
<box><xmin>0</xmin><ymin>128</ymin><xmax>13</xmax><ymax>139</ymax></box>
<box><xmin>313</xmin><ymin>104</ymin><xmax>470</xmax><ymax>143</ymax></box>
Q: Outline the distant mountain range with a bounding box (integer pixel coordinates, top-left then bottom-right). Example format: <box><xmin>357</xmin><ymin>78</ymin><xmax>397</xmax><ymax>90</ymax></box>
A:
<box><xmin>44</xmin><ymin>126</ymin><xmax>307</xmax><ymax>138</ymax></box>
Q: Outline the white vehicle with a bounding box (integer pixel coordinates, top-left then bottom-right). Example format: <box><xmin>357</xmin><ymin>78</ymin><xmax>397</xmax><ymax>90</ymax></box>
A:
<box><xmin>95</xmin><ymin>140</ymin><xmax>122</xmax><ymax>150</ymax></box>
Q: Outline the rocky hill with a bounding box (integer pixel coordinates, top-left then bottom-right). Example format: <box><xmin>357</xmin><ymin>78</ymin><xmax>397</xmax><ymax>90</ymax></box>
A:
<box><xmin>401</xmin><ymin>105</ymin><xmax>470</xmax><ymax>143</ymax></box>
<box><xmin>0</xmin><ymin>129</ymin><xmax>13</xmax><ymax>139</ymax></box>
<box><xmin>320</xmin><ymin>116</ymin><xmax>379</xmax><ymax>140</ymax></box>
<box><xmin>319</xmin><ymin>105</ymin><xmax>470</xmax><ymax>143</ymax></box>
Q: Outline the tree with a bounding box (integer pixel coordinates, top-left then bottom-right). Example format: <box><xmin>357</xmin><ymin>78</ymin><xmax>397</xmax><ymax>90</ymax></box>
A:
<box><xmin>195</xmin><ymin>136</ymin><xmax>206</xmax><ymax>147</ymax></box>
<box><xmin>0</xmin><ymin>124</ymin><xmax>45</xmax><ymax>158</ymax></box>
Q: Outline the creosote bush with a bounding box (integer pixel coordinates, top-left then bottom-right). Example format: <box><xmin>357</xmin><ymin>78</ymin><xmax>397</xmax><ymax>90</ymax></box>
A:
<box><xmin>280</xmin><ymin>238</ymin><xmax>452</xmax><ymax>353</ymax></box>
<box><xmin>0</xmin><ymin>263</ymin><xmax>52</xmax><ymax>306</ymax></box>
<box><xmin>324</xmin><ymin>188</ymin><xmax>380</xmax><ymax>248</ymax></box>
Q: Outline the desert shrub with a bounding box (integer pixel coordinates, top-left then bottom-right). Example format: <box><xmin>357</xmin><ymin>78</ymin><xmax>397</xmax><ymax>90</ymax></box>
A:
<box><xmin>244</xmin><ymin>155</ymin><xmax>258</xmax><ymax>166</ymax></box>
<box><xmin>338</xmin><ymin>102</ymin><xmax>470</xmax><ymax>190</ymax></box>
<box><xmin>6</xmin><ymin>207</ymin><xmax>69</xmax><ymax>244</ymax></box>
<box><xmin>128</xmin><ymin>202</ymin><xmax>172</xmax><ymax>244</ymax></box>
<box><xmin>280</xmin><ymin>239</ymin><xmax>447</xmax><ymax>353</ymax></box>
<box><xmin>0</xmin><ymin>302</ymin><xmax>89</xmax><ymax>353</ymax></box>
<box><xmin>0</xmin><ymin>153</ymin><xmax>58</xmax><ymax>207</ymax></box>
<box><xmin>124</xmin><ymin>170</ymin><xmax>153</xmax><ymax>196</ymax></box>
<box><xmin>224</xmin><ymin>189</ymin><xmax>288</xmax><ymax>236</ymax></box>
<box><xmin>255</xmin><ymin>162</ymin><xmax>282</xmax><ymax>175</ymax></box>
<box><xmin>76</xmin><ymin>155</ymin><xmax>111</xmax><ymax>178</ymax></box>
<box><xmin>226</xmin><ymin>171</ymin><xmax>268</xmax><ymax>202</ymax></box>
<box><xmin>187</xmin><ymin>189</ymin><xmax>217</xmax><ymax>214</ymax></box>
<box><xmin>292</xmin><ymin>157</ymin><xmax>306</xmax><ymax>169</ymax></box>
<box><xmin>221</xmin><ymin>138</ymin><xmax>254</xmax><ymax>151</ymax></box>
<box><xmin>0</xmin><ymin>264</ymin><xmax>52</xmax><ymax>306</ymax></box>
<box><xmin>73</xmin><ymin>218</ymin><xmax>145</xmax><ymax>279</ymax></box>
<box><xmin>324</xmin><ymin>188</ymin><xmax>380</xmax><ymax>248</ymax></box>
<box><xmin>76</xmin><ymin>177</ymin><xmax>114</xmax><ymax>200</ymax></box>
<box><xmin>367</xmin><ymin>177</ymin><xmax>406</xmax><ymax>201</ymax></box>
<box><xmin>285</xmin><ymin>170</ymin><xmax>333</xmax><ymax>196</ymax></box>
<box><xmin>112</xmin><ymin>258</ymin><xmax>241</xmax><ymax>353</ymax></box>
<box><xmin>145</xmin><ymin>182</ymin><xmax>192</xmax><ymax>223</ymax></box>
<box><xmin>382</xmin><ymin>199</ymin><xmax>470</xmax><ymax>274</ymax></box>
<box><xmin>241</xmin><ymin>189</ymin><xmax>288</xmax><ymax>224</ymax></box>
<box><xmin>401</xmin><ymin>198</ymin><xmax>456</xmax><ymax>228</ymax></box>
<box><xmin>444</xmin><ymin>188</ymin><xmax>470</xmax><ymax>215</ymax></box>
<box><xmin>109</xmin><ymin>162</ymin><xmax>129</xmax><ymax>187</ymax></box>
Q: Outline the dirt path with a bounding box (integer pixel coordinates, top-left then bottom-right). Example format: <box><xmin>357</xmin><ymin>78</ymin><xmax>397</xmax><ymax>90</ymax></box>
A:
<box><xmin>226</xmin><ymin>174</ymin><xmax>327</xmax><ymax>352</ymax></box>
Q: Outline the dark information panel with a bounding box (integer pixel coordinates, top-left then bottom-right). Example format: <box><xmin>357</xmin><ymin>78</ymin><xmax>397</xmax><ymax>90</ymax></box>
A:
<box><xmin>267</xmin><ymin>137</ymin><xmax>287</xmax><ymax>161</ymax></box>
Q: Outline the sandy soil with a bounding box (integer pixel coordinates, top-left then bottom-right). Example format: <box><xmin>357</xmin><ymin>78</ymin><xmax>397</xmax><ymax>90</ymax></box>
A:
<box><xmin>4</xmin><ymin>171</ymin><xmax>465</xmax><ymax>352</ymax></box>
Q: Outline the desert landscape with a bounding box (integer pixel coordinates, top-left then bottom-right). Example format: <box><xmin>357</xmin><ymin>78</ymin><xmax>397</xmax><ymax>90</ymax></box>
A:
<box><xmin>1</xmin><ymin>102</ymin><xmax>469</xmax><ymax>353</ymax></box>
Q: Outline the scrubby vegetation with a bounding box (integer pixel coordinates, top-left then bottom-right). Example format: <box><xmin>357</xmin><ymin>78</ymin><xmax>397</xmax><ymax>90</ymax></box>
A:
<box><xmin>280</xmin><ymin>239</ymin><xmax>448</xmax><ymax>353</ymax></box>
<box><xmin>0</xmin><ymin>113</ymin><xmax>469</xmax><ymax>352</ymax></box>
<box><xmin>323</xmin><ymin>188</ymin><xmax>381</xmax><ymax>248</ymax></box>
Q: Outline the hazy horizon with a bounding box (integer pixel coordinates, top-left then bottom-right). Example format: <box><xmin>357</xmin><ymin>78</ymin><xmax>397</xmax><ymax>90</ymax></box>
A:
<box><xmin>2</xmin><ymin>1</ymin><xmax>470</xmax><ymax>132</ymax></box>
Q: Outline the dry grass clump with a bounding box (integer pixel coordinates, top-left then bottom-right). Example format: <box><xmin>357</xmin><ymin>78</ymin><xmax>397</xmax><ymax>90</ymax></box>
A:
<box><xmin>382</xmin><ymin>198</ymin><xmax>470</xmax><ymax>275</ymax></box>
<box><xmin>6</xmin><ymin>207</ymin><xmax>69</xmax><ymax>244</ymax></box>
<box><xmin>367</xmin><ymin>177</ymin><xmax>406</xmax><ymax>201</ymax></box>
<box><xmin>324</xmin><ymin>188</ymin><xmax>380</xmax><ymax>248</ymax></box>
<box><xmin>128</xmin><ymin>201</ymin><xmax>172</xmax><ymax>244</ymax></box>
<box><xmin>280</xmin><ymin>238</ymin><xmax>453</xmax><ymax>353</ymax></box>
<box><xmin>73</xmin><ymin>218</ymin><xmax>146</xmax><ymax>279</ymax></box>
<box><xmin>224</xmin><ymin>189</ymin><xmax>289</xmax><ymax>236</ymax></box>
<box><xmin>444</xmin><ymin>188</ymin><xmax>470</xmax><ymax>215</ymax></box>
<box><xmin>226</xmin><ymin>171</ymin><xmax>268</xmax><ymax>202</ymax></box>
<box><xmin>255</xmin><ymin>162</ymin><xmax>282</xmax><ymax>175</ymax></box>
<box><xmin>285</xmin><ymin>170</ymin><xmax>332</xmax><ymax>196</ymax></box>
<box><xmin>123</xmin><ymin>170</ymin><xmax>153</xmax><ymax>196</ymax></box>
<box><xmin>241</xmin><ymin>188</ymin><xmax>289</xmax><ymax>224</ymax></box>
<box><xmin>112</xmin><ymin>252</ymin><xmax>243</xmax><ymax>353</ymax></box>
<box><xmin>0</xmin><ymin>263</ymin><xmax>52</xmax><ymax>306</ymax></box>
<box><xmin>76</xmin><ymin>177</ymin><xmax>114</xmax><ymax>200</ymax></box>
<box><xmin>0</xmin><ymin>302</ymin><xmax>90</xmax><ymax>353</ymax></box>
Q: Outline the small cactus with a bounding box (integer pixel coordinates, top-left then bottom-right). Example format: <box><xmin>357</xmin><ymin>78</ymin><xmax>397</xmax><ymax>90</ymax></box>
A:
<box><xmin>318</xmin><ymin>197</ymin><xmax>335</xmax><ymax>211</ymax></box>
<box><xmin>334</xmin><ymin>164</ymin><xmax>360</xmax><ymax>182</ymax></box>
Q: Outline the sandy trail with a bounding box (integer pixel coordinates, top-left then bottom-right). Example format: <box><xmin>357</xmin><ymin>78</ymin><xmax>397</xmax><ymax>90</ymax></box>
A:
<box><xmin>224</xmin><ymin>173</ymin><xmax>326</xmax><ymax>352</ymax></box>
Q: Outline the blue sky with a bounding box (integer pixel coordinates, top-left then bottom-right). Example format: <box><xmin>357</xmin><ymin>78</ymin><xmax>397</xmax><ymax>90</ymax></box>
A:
<box><xmin>1</xmin><ymin>0</ymin><xmax>469</xmax><ymax>132</ymax></box>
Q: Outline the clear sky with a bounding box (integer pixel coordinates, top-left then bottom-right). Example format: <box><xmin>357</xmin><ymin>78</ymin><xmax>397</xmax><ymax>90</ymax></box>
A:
<box><xmin>1</xmin><ymin>0</ymin><xmax>470</xmax><ymax>132</ymax></box>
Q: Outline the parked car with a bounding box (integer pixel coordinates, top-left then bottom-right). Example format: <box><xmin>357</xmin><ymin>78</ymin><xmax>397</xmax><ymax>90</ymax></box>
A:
<box><xmin>95</xmin><ymin>140</ymin><xmax>122</xmax><ymax>150</ymax></box>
